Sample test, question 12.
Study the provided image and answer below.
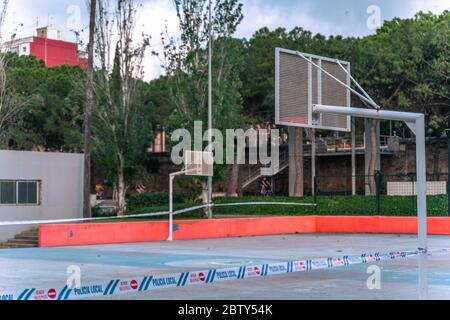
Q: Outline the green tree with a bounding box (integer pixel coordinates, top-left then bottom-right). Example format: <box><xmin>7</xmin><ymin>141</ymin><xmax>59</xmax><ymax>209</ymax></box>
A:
<box><xmin>0</xmin><ymin>52</ymin><xmax>27</xmax><ymax>148</ymax></box>
<box><xmin>160</xmin><ymin>0</ymin><xmax>245</xmax><ymax>201</ymax></box>
<box><xmin>93</xmin><ymin>0</ymin><xmax>152</xmax><ymax>215</ymax></box>
<box><xmin>3</xmin><ymin>54</ymin><xmax>85</xmax><ymax>151</ymax></box>
<box><xmin>351</xmin><ymin>11</ymin><xmax>450</xmax><ymax>192</ymax></box>
<box><xmin>39</xmin><ymin>66</ymin><xmax>85</xmax><ymax>151</ymax></box>
<box><xmin>142</xmin><ymin>76</ymin><xmax>172</xmax><ymax>135</ymax></box>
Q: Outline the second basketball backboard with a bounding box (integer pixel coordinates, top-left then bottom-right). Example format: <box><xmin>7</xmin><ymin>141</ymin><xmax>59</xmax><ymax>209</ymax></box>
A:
<box><xmin>184</xmin><ymin>151</ymin><xmax>214</xmax><ymax>177</ymax></box>
<box><xmin>275</xmin><ymin>48</ymin><xmax>351</xmax><ymax>132</ymax></box>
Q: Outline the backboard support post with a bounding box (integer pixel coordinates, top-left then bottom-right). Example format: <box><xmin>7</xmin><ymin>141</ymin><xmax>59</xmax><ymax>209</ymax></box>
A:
<box><xmin>351</xmin><ymin>118</ymin><xmax>356</xmax><ymax>196</ymax></box>
<box><xmin>311</xmin><ymin>129</ymin><xmax>316</xmax><ymax>196</ymax></box>
<box><xmin>313</xmin><ymin>104</ymin><xmax>428</xmax><ymax>298</ymax></box>
<box><xmin>295</xmin><ymin>51</ymin><xmax>380</xmax><ymax>110</ymax></box>
<box><xmin>168</xmin><ymin>170</ymin><xmax>186</xmax><ymax>241</ymax></box>
<box><xmin>168</xmin><ymin>151</ymin><xmax>214</xmax><ymax>241</ymax></box>
<box><xmin>275</xmin><ymin>46</ymin><xmax>428</xmax><ymax>299</ymax></box>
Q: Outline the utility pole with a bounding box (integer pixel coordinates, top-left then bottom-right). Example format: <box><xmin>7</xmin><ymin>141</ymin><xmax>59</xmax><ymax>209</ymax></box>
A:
<box><xmin>352</xmin><ymin>118</ymin><xmax>356</xmax><ymax>195</ymax></box>
<box><xmin>446</xmin><ymin>129</ymin><xmax>450</xmax><ymax>216</ymax></box>
<box><xmin>207</xmin><ymin>0</ymin><xmax>213</xmax><ymax>219</ymax></box>
<box><xmin>83</xmin><ymin>0</ymin><xmax>97</xmax><ymax>219</ymax></box>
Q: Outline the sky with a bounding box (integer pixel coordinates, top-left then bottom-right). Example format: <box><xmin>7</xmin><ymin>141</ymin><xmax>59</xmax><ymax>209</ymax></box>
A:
<box><xmin>1</xmin><ymin>0</ymin><xmax>449</xmax><ymax>80</ymax></box>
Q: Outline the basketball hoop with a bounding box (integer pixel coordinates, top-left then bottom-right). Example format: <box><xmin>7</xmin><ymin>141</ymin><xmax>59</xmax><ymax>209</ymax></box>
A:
<box><xmin>167</xmin><ymin>151</ymin><xmax>214</xmax><ymax>241</ymax></box>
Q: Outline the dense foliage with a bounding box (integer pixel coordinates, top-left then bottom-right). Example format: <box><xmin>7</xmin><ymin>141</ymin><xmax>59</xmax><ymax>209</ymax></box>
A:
<box><xmin>3</xmin><ymin>54</ymin><xmax>85</xmax><ymax>150</ymax></box>
<box><xmin>4</xmin><ymin>10</ymin><xmax>449</xmax><ymax>146</ymax></box>
<box><xmin>123</xmin><ymin>194</ymin><xmax>448</xmax><ymax>217</ymax></box>
<box><xmin>126</xmin><ymin>191</ymin><xmax>198</xmax><ymax>212</ymax></box>
<box><xmin>1</xmin><ymin>8</ymin><xmax>449</xmax><ymax>206</ymax></box>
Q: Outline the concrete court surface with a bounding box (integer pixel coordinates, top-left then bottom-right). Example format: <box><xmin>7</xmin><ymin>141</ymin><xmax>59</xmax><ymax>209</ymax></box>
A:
<box><xmin>0</xmin><ymin>233</ymin><xmax>450</xmax><ymax>300</ymax></box>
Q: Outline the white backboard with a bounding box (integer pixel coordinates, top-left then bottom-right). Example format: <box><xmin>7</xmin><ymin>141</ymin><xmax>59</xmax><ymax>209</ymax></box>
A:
<box><xmin>275</xmin><ymin>48</ymin><xmax>351</xmax><ymax>132</ymax></box>
<box><xmin>184</xmin><ymin>151</ymin><xmax>214</xmax><ymax>177</ymax></box>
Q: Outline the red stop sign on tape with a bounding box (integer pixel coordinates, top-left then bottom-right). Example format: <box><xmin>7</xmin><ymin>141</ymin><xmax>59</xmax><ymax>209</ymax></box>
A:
<box><xmin>48</xmin><ymin>288</ymin><xmax>57</xmax><ymax>299</ymax></box>
<box><xmin>130</xmin><ymin>280</ymin><xmax>138</xmax><ymax>290</ymax></box>
<box><xmin>199</xmin><ymin>273</ymin><xmax>206</xmax><ymax>282</ymax></box>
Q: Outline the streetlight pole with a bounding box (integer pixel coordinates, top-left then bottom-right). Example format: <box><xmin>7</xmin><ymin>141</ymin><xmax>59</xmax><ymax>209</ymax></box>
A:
<box><xmin>207</xmin><ymin>0</ymin><xmax>213</xmax><ymax>219</ymax></box>
<box><xmin>446</xmin><ymin>129</ymin><xmax>450</xmax><ymax>217</ymax></box>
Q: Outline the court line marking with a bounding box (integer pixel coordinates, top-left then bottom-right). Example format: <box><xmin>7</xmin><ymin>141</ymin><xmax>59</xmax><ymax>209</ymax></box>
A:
<box><xmin>2</xmin><ymin>248</ymin><xmax>447</xmax><ymax>300</ymax></box>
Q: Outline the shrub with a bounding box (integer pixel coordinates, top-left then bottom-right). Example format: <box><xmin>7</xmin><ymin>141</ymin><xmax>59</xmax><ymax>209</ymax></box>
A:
<box><xmin>92</xmin><ymin>207</ymin><xmax>116</xmax><ymax>218</ymax></box>
<box><xmin>126</xmin><ymin>192</ymin><xmax>198</xmax><ymax>213</ymax></box>
<box><xmin>124</xmin><ymin>194</ymin><xmax>449</xmax><ymax>218</ymax></box>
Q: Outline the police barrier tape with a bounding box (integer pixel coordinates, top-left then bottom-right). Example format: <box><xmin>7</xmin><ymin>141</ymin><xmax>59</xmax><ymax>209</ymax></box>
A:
<box><xmin>0</xmin><ymin>202</ymin><xmax>315</xmax><ymax>226</ymax></box>
<box><xmin>2</xmin><ymin>248</ymin><xmax>447</xmax><ymax>301</ymax></box>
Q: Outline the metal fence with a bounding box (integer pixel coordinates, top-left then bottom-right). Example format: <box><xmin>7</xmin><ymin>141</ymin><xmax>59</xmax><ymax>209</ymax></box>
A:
<box><xmin>314</xmin><ymin>172</ymin><xmax>449</xmax><ymax>216</ymax></box>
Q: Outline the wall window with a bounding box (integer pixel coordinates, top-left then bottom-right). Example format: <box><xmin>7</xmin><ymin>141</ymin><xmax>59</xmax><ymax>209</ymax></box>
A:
<box><xmin>0</xmin><ymin>180</ymin><xmax>40</xmax><ymax>205</ymax></box>
<box><xmin>0</xmin><ymin>181</ymin><xmax>16</xmax><ymax>204</ymax></box>
<box><xmin>18</xmin><ymin>181</ymin><xmax>38</xmax><ymax>204</ymax></box>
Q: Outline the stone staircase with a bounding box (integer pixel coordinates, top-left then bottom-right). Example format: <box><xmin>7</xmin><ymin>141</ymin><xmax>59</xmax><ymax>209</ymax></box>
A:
<box><xmin>241</xmin><ymin>148</ymin><xmax>290</xmax><ymax>190</ymax></box>
<box><xmin>0</xmin><ymin>228</ymin><xmax>39</xmax><ymax>249</ymax></box>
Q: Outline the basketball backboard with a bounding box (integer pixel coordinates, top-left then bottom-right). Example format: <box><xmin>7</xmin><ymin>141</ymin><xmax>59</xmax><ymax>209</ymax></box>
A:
<box><xmin>275</xmin><ymin>48</ymin><xmax>351</xmax><ymax>132</ymax></box>
<box><xmin>184</xmin><ymin>151</ymin><xmax>214</xmax><ymax>177</ymax></box>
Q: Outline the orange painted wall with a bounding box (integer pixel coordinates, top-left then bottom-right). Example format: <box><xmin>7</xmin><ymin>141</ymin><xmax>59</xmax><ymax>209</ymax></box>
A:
<box><xmin>39</xmin><ymin>221</ymin><xmax>169</xmax><ymax>247</ymax></box>
<box><xmin>173</xmin><ymin>216</ymin><xmax>316</xmax><ymax>240</ymax></box>
<box><xmin>39</xmin><ymin>216</ymin><xmax>316</xmax><ymax>248</ymax></box>
<box><xmin>315</xmin><ymin>216</ymin><xmax>379</xmax><ymax>233</ymax></box>
<box><xmin>39</xmin><ymin>216</ymin><xmax>450</xmax><ymax>248</ymax></box>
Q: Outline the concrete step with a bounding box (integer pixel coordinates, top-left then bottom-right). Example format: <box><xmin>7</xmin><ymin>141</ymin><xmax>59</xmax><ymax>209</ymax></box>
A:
<box><xmin>7</xmin><ymin>238</ymin><xmax>38</xmax><ymax>245</ymax></box>
<box><xmin>20</xmin><ymin>231</ymin><xmax>38</xmax><ymax>236</ymax></box>
<box><xmin>0</xmin><ymin>228</ymin><xmax>39</xmax><ymax>249</ymax></box>
<box><xmin>14</xmin><ymin>235</ymin><xmax>38</xmax><ymax>241</ymax></box>
<box><xmin>15</xmin><ymin>231</ymin><xmax>38</xmax><ymax>235</ymax></box>
<box><xmin>0</xmin><ymin>242</ymin><xmax>38</xmax><ymax>248</ymax></box>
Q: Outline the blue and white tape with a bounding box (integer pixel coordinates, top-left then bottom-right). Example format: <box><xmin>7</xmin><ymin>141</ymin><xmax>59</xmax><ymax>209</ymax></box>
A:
<box><xmin>0</xmin><ymin>202</ymin><xmax>315</xmax><ymax>226</ymax></box>
<box><xmin>2</xmin><ymin>248</ymin><xmax>447</xmax><ymax>300</ymax></box>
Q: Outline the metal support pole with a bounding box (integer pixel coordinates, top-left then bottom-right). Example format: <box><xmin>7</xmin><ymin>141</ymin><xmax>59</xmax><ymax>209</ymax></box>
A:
<box><xmin>168</xmin><ymin>170</ymin><xmax>186</xmax><ymax>241</ymax></box>
<box><xmin>312</xmin><ymin>129</ymin><xmax>316</xmax><ymax>196</ymax></box>
<box><xmin>207</xmin><ymin>0</ymin><xmax>213</xmax><ymax>219</ymax></box>
<box><xmin>446</xmin><ymin>129</ymin><xmax>450</xmax><ymax>217</ymax></box>
<box><xmin>415</xmin><ymin>115</ymin><xmax>428</xmax><ymax>299</ymax></box>
<box><xmin>313</xmin><ymin>176</ymin><xmax>317</xmax><ymax>214</ymax></box>
<box><xmin>295</xmin><ymin>51</ymin><xmax>380</xmax><ymax>110</ymax></box>
<box><xmin>418</xmin><ymin>252</ymin><xmax>428</xmax><ymax>300</ymax></box>
<box><xmin>375</xmin><ymin>170</ymin><xmax>381</xmax><ymax>215</ymax></box>
<box><xmin>168</xmin><ymin>174</ymin><xmax>174</xmax><ymax>241</ymax></box>
<box><xmin>351</xmin><ymin>118</ymin><xmax>356</xmax><ymax>196</ymax></box>
<box><xmin>288</xmin><ymin>126</ymin><xmax>296</xmax><ymax>197</ymax></box>
<box><xmin>415</xmin><ymin>115</ymin><xmax>427</xmax><ymax>251</ymax></box>
<box><xmin>313</xmin><ymin>105</ymin><xmax>428</xmax><ymax>253</ymax></box>
<box><xmin>336</xmin><ymin>60</ymin><xmax>377</xmax><ymax>107</ymax></box>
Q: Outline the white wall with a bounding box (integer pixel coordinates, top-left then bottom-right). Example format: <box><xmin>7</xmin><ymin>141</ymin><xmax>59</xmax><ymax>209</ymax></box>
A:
<box><xmin>387</xmin><ymin>181</ymin><xmax>447</xmax><ymax>196</ymax></box>
<box><xmin>0</xmin><ymin>150</ymin><xmax>84</xmax><ymax>241</ymax></box>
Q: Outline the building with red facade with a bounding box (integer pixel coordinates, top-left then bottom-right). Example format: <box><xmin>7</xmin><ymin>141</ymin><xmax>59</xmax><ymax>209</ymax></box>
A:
<box><xmin>0</xmin><ymin>27</ymin><xmax>87</xmax><ymax>68</ymax></box>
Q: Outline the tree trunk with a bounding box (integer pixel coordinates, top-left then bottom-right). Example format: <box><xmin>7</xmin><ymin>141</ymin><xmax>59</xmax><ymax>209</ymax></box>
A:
<box><xmin>368</xmin><ymin>120</ymin><xmax>379</xmax><ymax>194</ymax></box>
<box><xmin>226</xmin><ymin>162</ymin><xmax>240</xmax><ymax>197</ymax></box>
<box><xmin>83</xmin><ymin>0</ymin><xmax>97</xmax><ymax>219</ymax></box>
<box><xmin>294</xmin><ymin>127</ymin><xmax>304</xmax><ymax>197</ymax></box>
<box><xmin>117</xmin><ymin>169</ymin><xmax>126</xmax><ymax>216</ymax></box>
<box><xmin>237</xmin><ymin>167</ymin><xmax>243</xmax><ymax>197</ymax></box>
<box><xmin>201</xmin><ymin>179</ymin><xmax>209</xmax><ymax>217</ymax></box>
